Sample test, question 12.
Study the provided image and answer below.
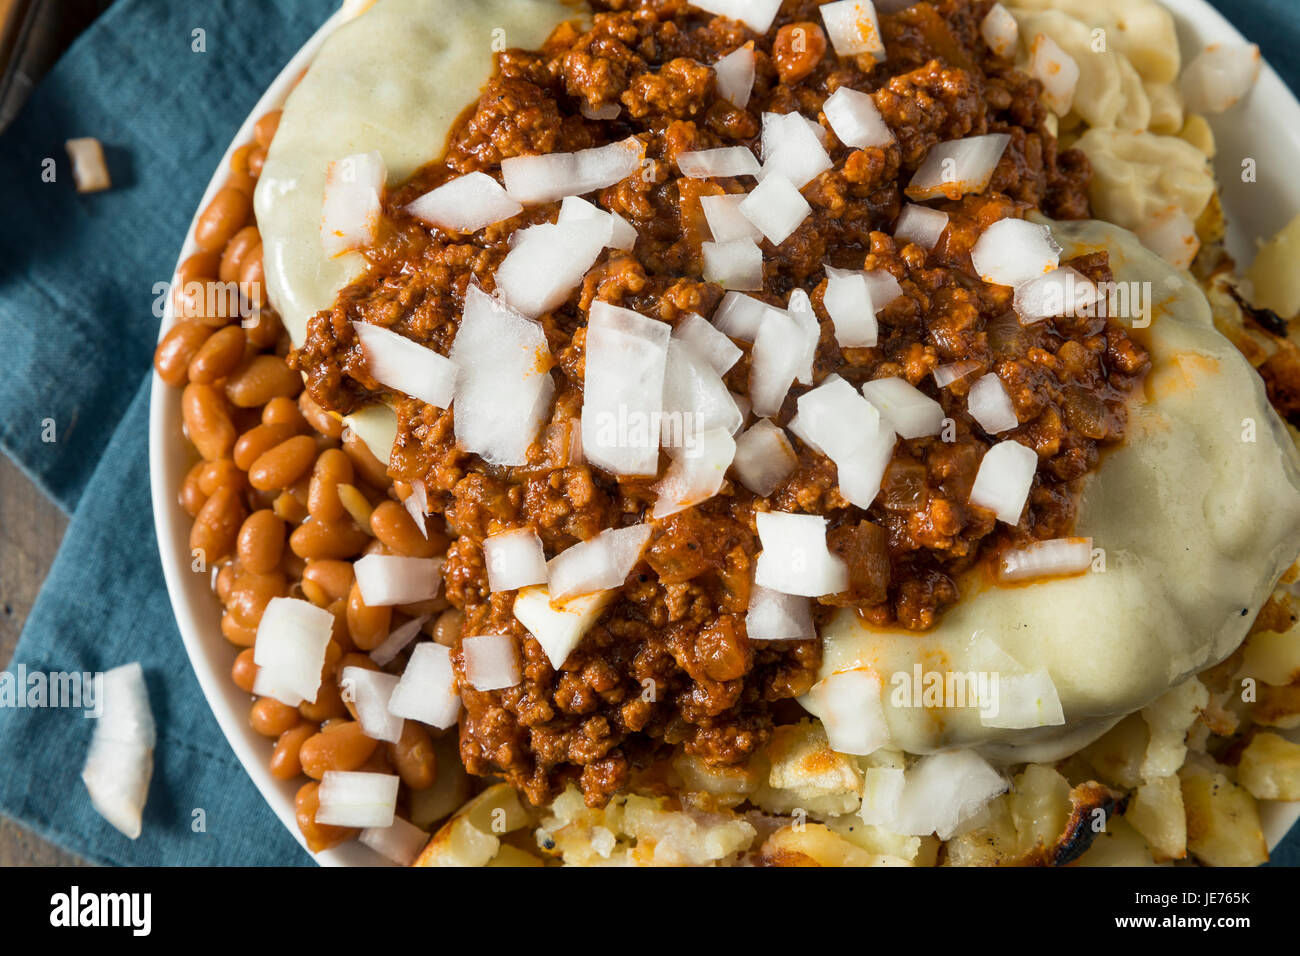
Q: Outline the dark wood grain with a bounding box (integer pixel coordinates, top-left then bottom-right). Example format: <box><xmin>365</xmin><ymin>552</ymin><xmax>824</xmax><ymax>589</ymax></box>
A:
<box><xmin>0</xmin><ymin>454</ymin><xmax>87</xmax><ymax>866</ymax></box>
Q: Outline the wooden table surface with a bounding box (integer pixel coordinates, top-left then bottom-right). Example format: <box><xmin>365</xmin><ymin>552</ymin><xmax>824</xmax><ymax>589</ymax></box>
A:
<box><xmin>0</xmin><ymin>455</ymin><xmax>86</xmax><ymax>866</ymax></box>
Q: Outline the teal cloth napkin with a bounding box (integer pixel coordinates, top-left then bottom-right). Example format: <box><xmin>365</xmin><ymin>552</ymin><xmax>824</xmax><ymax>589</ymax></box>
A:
<box><xmin>0</xmin><ymin>0</ymin><xmax>1295</xmax><ymax>866</ymax></box>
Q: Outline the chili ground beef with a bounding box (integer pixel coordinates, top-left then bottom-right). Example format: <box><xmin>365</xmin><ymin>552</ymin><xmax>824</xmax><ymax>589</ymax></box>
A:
<box><xmin>291</xmin><ymin>0</ymin><xmax>1148</xmax><ymax>806</ymax></box>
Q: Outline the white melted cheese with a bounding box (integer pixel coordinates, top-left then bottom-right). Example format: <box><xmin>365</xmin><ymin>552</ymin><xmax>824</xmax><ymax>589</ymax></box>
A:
<box><xmin>821</xmin><ymin>219</ymin><xmax>1300</xmax><ymax>763</ymax></box>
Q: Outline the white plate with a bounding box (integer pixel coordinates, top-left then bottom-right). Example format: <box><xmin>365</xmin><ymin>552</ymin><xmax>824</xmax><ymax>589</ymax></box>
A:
<box><xmin>149</xmin><ymin>0</ymin><xmax>1300</xmax><ymax>865</ymax></box>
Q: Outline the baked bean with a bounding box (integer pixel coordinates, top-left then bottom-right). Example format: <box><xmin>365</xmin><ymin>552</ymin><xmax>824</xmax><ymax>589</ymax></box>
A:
<box><xmin>772</xmin><ymin>22</ymin><xmax>827</xmax><ymax>84</ymax></box>
<box><xmin>197</xmin><ymin>459</ymin><xmax>245</xmax><ymax>496</ymax></box>
<box><xmin>221</xmin><ymin>611</ymin><xmax>257</xmax><ymax>647</ymax></box>
<box><xmin>299</xmin><ymin>720</ymin><xmax>379</xmax><ymax>779</ymax></box>
<box><xmin>308</xmin><ymin>448</ymin><xmax>353</xmax><ymax>522</ymax></box>
<box><xmin>172</xmin><ymin>250</ymin><xmax>222</xmax><ymax>318</ymax></box>
<box><xmin>250</xmin><ymin>696</ymin><xmax>301</xmax><ymax>737</ymax></box>
<box><xmin>225</xmin><ymin>354</ymin><xmax>301</xmax><ymax>408</ymax></box>
<box><xmin>270</xmin><ymin>724</ymin><xmax>316</xmax><ymax>780</ymax></box>
<box><xmin>227</xmin><ymin>570</ymin><xmax>288</xmax><ymax>629</ymax></box>
<box><xmin>346</xmin><ymin>580</ymin><xmax>392</xmax><ymax>651</ymax></box>
<box><xmin>397</xmin><ymin>597</ymin><xmax>445</xmax><ymax>618</ymax></box>
<box><xmin>295</xmin><ymin>781</ymin><xmax>357</xmax><ymax>853</ymax></box>
<box><xmin>343</xmin><ymin>431</ymin><xmax>390</xmax><ymax>487</ymax></box>
<box><xmin>218</xmin><ymin>225</ymin><xmax>262</xmax><ymax>284</ymax></box>
<box><xmin>273</xmin><ymin>491</ymin><xmax>309</xmax><ymax>525</ymax></box>
<box><xmin>254</xmin><ymin>110</ymin><xmax>281</xmax><ymax>148</ymax></box>
<box><xmin>370</xmin><ymin>500</ymin><xmax>440</xmax><ymax>558</ymax></box>
<box><xmin>237</xmin><ymin>509</ymin><xmax>286</xmax><ymax>574</ymax></box>
<box><xmin>302</xmin><ymin>560</ymin><xmax>355</xmax><ymax>605</ymax></box>
<box><xmin>290</xmin><ymin>517</ymin><xmax>370</xmax><ymax>560</ymax></box>
<box><xmin>155</xmin><ymin>321</ymin><xmax>214</xmax><ymax>387</ymax></box>
<box><xmin>191</xmin><ymin>486</ymin><xmax>246</xmax><ymax>564</ymax></box>
<box><xmin>432</xmin><ymin>607</ymin><xmax>465</xmax><ymax>648</ymax></box>
<box><xmin>186</xmin><ymin>324</ymin><xmax>247</xmax><ymax>384</ymax></box>
<box><xmin>248</xmin><ymin>435</ymin><xmax>316</xmax><ymax>491</ymax></box>
<box><xmin>262</xmin><ymin>396</ymin><xmax>307</xmax><ymax>431</ymax></box>
<box><xmin>179</xmin><ymin>460</ymin><xmax>209</xmax><ymax>517</ymax></box>
<box><xmin>239</xmin><ymin>242</ymin><xmax>268</xmax><ymax>310</ymax></box>
<box><xmin>388</xmin><ymin>721</ymin><xmax>437</xmax><ymax>790</ymax></box>
<box><xmin>233</xmin><ymin>422</ymin><xmax>297</xmax><ymax>471</ymax></box>
<box><xmin>231</xmin><ymin>648</ymin><xmax>258</xmax><ymax>693</ymax></box>
<box><xmin>230</xmin><ymin>143</ymin><xmax>257</xmax><ymax>179</ymax></box>
<box><xmin>182</xmin><ymin>383</ymin><xmax>237</xmax><ymax>461</ymax></box>
<box><xmin>194</xmin><ymin>186</ymin><xmax>252</xmax><ymax>252</ymax></box>
<box><xmin>215</xmin><ymin>563</ymin><xmax>238</xmax><ymax>603</ymax></box>
<box><xmin>325</xmin><ymin>598</ymin><xmax>355</xmax><ymax>654</ymax></box>
<box><xmin>247</xmin><ymin>146</ymin><xmax>267</xmax><ymax>178</ymax></box>
<box><xmin>299</xmin><ymin>391</ymin><xmax>344</xmax><ymax>440</ymax></box>
<box><xmin>245</xmin><ymin>307</ymin><xmax>283</xmax><ymax>350</ymax></box>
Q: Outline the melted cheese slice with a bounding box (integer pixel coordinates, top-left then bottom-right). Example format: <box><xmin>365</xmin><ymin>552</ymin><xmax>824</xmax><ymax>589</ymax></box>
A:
<box><xmin>820</xmin><ymin>219</ymin><xmax>1300</xmax><ymax>763</ymax></box>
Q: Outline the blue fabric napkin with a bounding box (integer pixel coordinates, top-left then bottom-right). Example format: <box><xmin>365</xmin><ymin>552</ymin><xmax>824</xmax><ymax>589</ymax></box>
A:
<box><xmin>0</xmin><ymin>0</ymin><xmax>1296</xmax><ymax>867</ymax></box>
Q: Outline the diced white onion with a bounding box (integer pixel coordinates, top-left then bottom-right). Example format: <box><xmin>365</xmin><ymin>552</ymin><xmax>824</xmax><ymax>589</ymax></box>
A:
<box><xmin>861</xmin><ymin>376</ymin><xmax>944</xmax><ymax>439</ymax></box>
<box><xmin>891</xmin><ymin>751</ymin><xmax>1007</xmax><ymax>839</ymax></box>
<box><xmin>352</xmin><ymin>321</ymin><xmax>457</xmax><ymax>408</ymax></box>
<box><xmin>754</xmin><ymin>511</ymin><xmax>848</xmax><ymax>597</ymax></box>
<box><xmin>749</xmin><ymin>310</ymin><xmax>805</xmax><ymax>417</ymax></box>
<box><xmin>788</xmin><ymin>377</ymin><xmax>896</xmax><ymax>508</ymax></box>
<box><xmin>513</xmin><ymin>586</ymin><xmax>616</xmax><ymax>668</ymax></box>
<box><xmin>677</xmin><ymin>146</ymin><xmax>762</xmax><ymax>179</ymax></box>
<box><xmin>712</xmin><ymin>291</ymin><xmax>779</xmax><ymax>341</ymax></box>
<box><xmin>739</xmin><ymin>174</ymin><xmax>811</xmax><ymax>246</ymax></box>
<box><xmin>1028</xmin><ymin>32</ymin><xmax>1079</xmax><ymax>116</ymax></box>
<box><xmin>581</xmin><ymin>102</ymin><xmax>622</xmax><ymax>121</ymax></box>
<box><xmin>980</xmin><ymin>3</ymin><xmax>1018</xmax><ymax>58</ymax></box>
<box><xmin>969</xmin><ymin>440</ymin><xmax>1038</xmax><ymax>525</ymax></box>
<box><xmin>760</xmin><ymin>112</ymin><xmax>832</xmax><ymax>189</ymax></box>
<box><xmin>893</xmin><ymin>203</ymin><xmax>949</xmax><ymax>251</ymax></box>
<box><xmin>799</xmin><ymin>669</ymin><xmax>890</xmax><ymax>756</ymax></box>
<box><xmin>1013</xmin><ymin>266</ymin><xmax>1098</xmax><ymax>324</ymax></box>
<box><xmin>860</xmin><ymin>767</ymin><xmax>905</xmax><ymax>827</ymax></box>
<box><xmin>484</xmin><ymin>529</ymin><xmax>549</xmax><ymax>593</ymax></box>
<box><xmin>340</xmin><ymin>666</ymin><xmax>404</xmax><ymax>743</ymax></box>
<box><xmin>368</xmin><ymin>614</ymin><xmax>430</xmax><ymax>667</ymax></box>
<box><xmin>822</xmin><ymin>86</ymin><xmax>894</xmax><ymax>149</ymax></box>
<box><xmin>786</xmin><ymin>288</ymin><xmax>820</xmax><ymax>386</ymax></box>
<box><xmin>1182</xmin><ymin>43</ymin><xmax>1261</xmax><ymax>114</ymax></box>
<box><xmin>404</xmin><ymin>171</ymin><xmax>522</xmax><ymax>233</ymax></box>
<box><xmin>402</xmin><ymin>479</ymin><xmax>429</xmax><ymax>539</ymax></box>
<box><xmin>933</xmin><ymin>360</ymin><xmax>981</xmax><ymax>389</ymax></box>
<box><xmin>360</xmin><ymin>817</ymin><xmax>428</xmax><ymax>866</ymax></box>
<box><xmin>661</xmin><ymin>338</ymin><xmax>743</xmax><ymax>448</ymax></box>
<box><xmin>557</xmin><ymin>195</ymin><xmax>637</xmax><ymax>251</ymax></box>
<box><xmin>450</xmin><ymin>285</ymin><xmax>555</xmax><ymax>466</ymax></box>
<box><xmin>321</xmin><ymin>151</ymin><xmax>386</xmax><ymax>257</ymax></box>
<box><xmin>700</xmin><ymin>193</ymin><xmax>762</xmax><ymax>244</ymax></box>
<box><xmin>316</xmin><ymin>771</ymin><xmax>399</xmax><ymax>829</ymax></box>
<box><xmin>65</xmin><ymin>137</ymin><xmax>111</xmax><ymax>193</ymax></box>
<box><xmin>732</xmin><ymin>418</ymin><xmax>799</xmax><ymax>496</ymax></box>
<box><xmin>253</xmin><ymin>598</ymin><xmax>333</xmax><ymax>707</ymax></box>
<box><xmin>820</xmin><ymin>0</ymin><xmax>885</xmax><ymax>59</ymax></box>
<box><xmin>495</xmin><ymin>218</ymin><xmax>607</xmax><ymax>317</ymax></box>
<box><xmin>462</xmin><ymin>632</ymin><xmax>522</xmax><ymax>691</ymax></box>
<box><xmin>746</xmin><ymin>584</ymin><xmax>814</xmax><ymax>641</ymax></box>
<box><xmin>863</xmin><ymin>269</ymin><xmax>905</xmax><ymax>307</ymax></box>
<box><xmin>905</xmin><ymin>134</ymin><xmax>1010</xmax><ymax>201</ymax></box>
<box><xmin>387</xmin><ymin>643</ymin><xmax>461</xmax><ymax>728</ymax></box>
<box><xmin>970</xmin><ymin>218</ymin><xmax>1061</xmax><ymax>287</ymax></box>
<box><xmin>702</xmin><ymin>238</ymin><xmax>764</xmax><ymax>291</ymax></box>
<box><xmin>672</xmin><ymin>311</ymin><xmax>742</xmax><ymax>374</ymax></box>
<box><xmin>580</xmin><ymin>301</ymin><xmax>671</xmax><ymax>476</ymax></box>
<box><xmin>501</xmin><ymin>137</ymin><xmax>643</xmax><ymax>204</ymax></box>
<box><xmin>688</xmin><ymin>0</ymin><xmax>782</xmax><ymax>34</ymax></box>
<box><xmin>714</xmin><ymin>43</ymin><xmax>756</xmax><ymax>108</ymax></box>
<box><xmin>653</xmin><ymin>427</ymin><xmax>737</xmax><ymax>518</ymax></box>
<box><xmin>81</xmin><ymin>662</ymin><xmax>154</xmax><ymax>839</ymax></box>
<box><xmin>998</xmin><ymin>537</ymin><xmax>1093</xmax><ymax>582</ymax></box>
<box><xmin>547</xmin><ymin>524</ymin><xmax>653</xmax><ymax>600</ymax></box>
<box><xmin>1137</xmin><ymin>205</ymin><xmax>1200</xmax><ymax>270</ymax></box>
<box><xmin>354</xmin><ymin>554</ymin><xmax>443</xmax><ymax>606</ymax></box>
<box><xmin>979</xmin><ymin>667</ymin><xmax>1067</xmax><ymax>729</ymax></box>
<box><xmin>822</xmin><ymin>266</ymin><xmax>878</xmax><ymax>348</ymax></box>
<box><xmin>966</xmin><ymin>373</ymin><xmax>1018</xmax><ymax>434</ymax></box>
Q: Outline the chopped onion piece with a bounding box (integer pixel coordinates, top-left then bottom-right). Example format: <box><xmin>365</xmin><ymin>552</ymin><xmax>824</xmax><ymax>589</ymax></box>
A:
<box><xmin>700</xmin><ymin>193</ymin><xmax>762</xmax><ymax>244</ymax></box>
<box><xmin>360</xmin><ymin>817</ymin><xmax>428</xmax><ymax>866</ymax></box>
<box><xmin>369</xmin><ymin>614</ymin><xmax>430</xmax><ymax>667</ymax></box>
<box><xmin>341</xmin><ymin>666</ymin><xmax>404</xmax><ymax>743</ymax></box>
<box><xmin>253</xmin><ymin>597</ymin><xmax>333</xmax><ymax>707</ymax></box>
<box><xmin>402</xmin><ymin>479</ymin><xmax>429</xmax><ymax>539</ymax></box>
<box><xmin>502</xmin><ymin>137</ymin><xmax>643</xmax><ymax>203</ymax></box>
<box><xmin>653</xmin><ymin>427</ymin><xmax>737</xmax><ymax>518</ymax></box>
<box><xmin>688</xmin><ymin>0</ymin><xmax>782</xmax><ymax>33</ymax></box>
<box><xmin>714</xmin><ymin>43</ymin><xmax>756</xmax><ymax>108</ymax></box>
<box><xmin>661</xmin><ymin>338</ymin><xmax>743</xmax><ymax>448</ymax></box>
<box><xmin>980</xmin><ymin>667</ymin><xmax>1067</xmax><ymax>729</ymax></box>
<box><xmin>799</xmin><ymin>669</ymin><xmax>889</xmax><ymax>756</ymax></box>
<box><xmin>970</xmin><ymin>218</ymin><xmax>1061</xmax><ymax>287</ymax></box>
<box><xmin>892</xmin><ymin>751</ymin><xmax>1007</xmax><ymax>839</ymax></box>
<box><xmin>820</xmin><ymin>0</ymin><xmax>885</xmax><ymax>59</ymax></box>
<box><xmin>1137</xmin><ymin>206</ymin><xmax>1200</xmax><ymax>270</ymax></box>
<box><xmin>352</xmin><ymin>321</ymin><xmax>456</xmax><ymax>408</ymax></box>
<box><xmin>513</xmin><ymin>586</ymin><xmax>616</xmax><ymax>668</ymax></box>
<box><xmin>581</xmin><ymin>102</ymin><xmax>622</xmax><ymax>121</ymax></box>
<box><xmin>450</xmin><ymin>285</ymin><xmax>555</xmax><ymax>465</ymax></box>
<box><xmin>548</xmin><ymin>524</ymin><xmax>654</xmax><ymax>600</ymax></box>
<box><xmin>861</xmin><ymin>377</ymin><xmax>944</xmax><ymax>439</ymax></box>
<box><xmin>732</xmin><ymin>418</ymin><xmax>798</xmax><ymax>496</ymax></box>
<box><xmin>789</xmin><ymin>377</ymin><xmax>896</xmax><ymax>508</ymax></box>
<box><xmin>786</xmin><ymin>288</ymin><xmax>820</xmax><ymax>385</ymax></box>
<box><xmin>998</xmin><ymin>537</ymin><xmax>1093</xmax><ymax>583</ymax></box>
<box><xmin>822</xmin><ymin>266</ymin><xmax>878</xmax><ymax>348</ymax></box>
<box><xmin>905</xmin><ymin>134</ymin><xmax>1010</xmax><ymax>201</ymax></box>
<box><xmin>462</xmin><ymin>633</ymin><xmax>522</xmax><ymax>691</ymax></box>
<box><xmin>1013</xmin><ymin>266</ymin><xmax>1098</xmax><ymax>323</ymax></box>
<box><xmin>495</xmin><ymin>219</ymin><xmax>607</xmax><ymax>317</ymax></box>
<box><xmin>739</xmin><ymin>174</ymin><xmax>811</xmax><ymax>246</ymax></box>
<box><xmin>702</xmin><ymin>238</ymin><xmax>764</xmax><ymax>291</ymax></box>
<box><xmin>387</xmin><ymin>643</ymin><xmax>460</xmax><ymax>728</ymax></box>
<box><xmin>1182</xmin><ymin>43</ymin><xmax>1261</xmax><ymax>114</ymax></box>
<box><xmin>581</xmin><ymin>301</ymin><xmax>671</xmax><ymax>475</ymax></box>
<box><xmin>893</xmin><ymin>204</ymin><xmax>949</xmax><ymax>251</ymax></box>
<box><xmin>354</xmin><ymin>554</ymin><xmax>442</xmax><ymax>606</ymax></box>
<box><xmin>404</xmin><ymin>171</ymin><xmax>522</xmax><ymax>233</ymax></box>
<box><xmin>969</xmin><ymin>440</ymin><xmax>1038</xmax><ymax>525</ymax></box>
<box><xmin>749</xmin><ymin>310</ymin><xmax>805</xmax><ymax>417</ymax></box>
<box><xmin>967</xmin><ymin>373</ymin><xmax>1018</xmax><ymax>434</ymax></box>
<box><xmin>81</xmin><ymin>662</ymin><xmax>154</xmax><ymax>839</ymax></box>
<box><xmin>746</xmin><ymin>584</ymin><xmax>814</xmax><ymax>641</ymax></box>
<box><xmin>1028</xmin><ymin>32</ymin><xmax>1079</xmax><ymax>116</ymax></box>
<box><xmin>754</xmin><ymin>511</ymin><xmax>848</xmax><ymax>597</ymax></box>
<box><xmin>933</xmin><ymin>360</ymin><xmax>981</xmax><ymax>388</ymax></box>
<box><xmin>759</xmin><ymin>112</ymin><xmax>832</xmax><ymax>189</ymax></box>
<box><xmin>860</xmin><ymin>767</ymin><xmax>905</xmax><ymax>827</ymax></box>
<box><xmin>557</xmin><ymin>195</ymin><xmax>637</xmax><ymax>251</ymax></box>
<box><xmin>980</xmin><ymin>3</ymin><xmax>1018</xmax><ymax>58</ymax></box>
<box><xmin>712</xmin><ymin>291</ymin><xmax>778</xmax><ymax>341</ymax></box>
<box><xmin>316</xmin><ymin>771</ymin><xmax>399</xmax><ymax>829</ymax></box>
<box><xmin>822</xmin><ymin>86</ymin><xmax>894</xmax><ymax>149</ymax></box>
<box><xmin>673</xmin><ymin>311</ymin><xmax>742</xmax><ymax>374</ymax></box>
<box><xmin>863</xmin><ymin>269</ymin><xmax>905</xmax><ymax>307</ymax></box>
<box><xmin>321</xmin><ymin>151</ymin><xmax>386</xmax><ymax>257</ymax></box>
<box><xmin>676</xmin><ymin>146</ymin><xmax>761</xmax><ymax>179</ymax></box>
<box><xmin>484</xmin><ymin>529</ymin><xmax>549</xmax><ymax>592</ymax></box>
<box><xmin>65</xmin><ymin>137</ymin><xmax>111</xmax><ymax>193</ymax></box>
